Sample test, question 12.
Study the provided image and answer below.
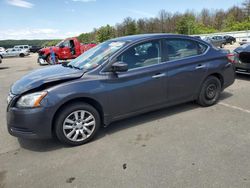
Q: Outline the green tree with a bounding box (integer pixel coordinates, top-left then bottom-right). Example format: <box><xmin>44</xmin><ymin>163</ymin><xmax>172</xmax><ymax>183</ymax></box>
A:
<box><xmin>42</xmin><ymin>40</ymin><xmax>61</xmax><ymax>47</ymax></box>
<box><xmin>78</xmin><ymin>32</ymin><xmax>96</xmax><ymax>43</ymax></box>
<box><xmin>176</xmin><ymin>15</ymin><xmax>196</xmax><ymax>35</ymax></box>
<box><xmin>194</xmin><ymin>23</ymin><xmax>217</xmax><ymax>34</ymax></box>
<box><xmin>123</xmin><ymin>17</ymin><xmax>137</xmax><ymax>35</ymax></box>
<box><xmin>96</xmin><ymin>25</ymin><xmax>115</xmax><ymax>43</ymax></box>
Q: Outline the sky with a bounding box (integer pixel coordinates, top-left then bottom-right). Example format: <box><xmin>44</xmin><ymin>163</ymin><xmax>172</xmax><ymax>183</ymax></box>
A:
<box><xmin>0</xmin><ymin>0</ymin><xmax>244</xmax><ymax>40</ymax></box>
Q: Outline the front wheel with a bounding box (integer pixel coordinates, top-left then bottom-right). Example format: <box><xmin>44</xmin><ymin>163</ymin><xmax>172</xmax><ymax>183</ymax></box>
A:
<box><xmin>46</xmin><ymin>54</ymin><xmax>58</xmax><ymax>65</ymax></box>
<box><xmin>55</xmin><ymin>103</ymin><xmax>101</xmax><ymax>146</ymax></box>
<box><xmin>197</xmin><ymin>76</ymin><xmax>221</xmax><ymax>107</ymax></box>
<box><xmin>220</xmin><ymin>43</ymin><xmax>225</xmax><ymax>48</ymax></box>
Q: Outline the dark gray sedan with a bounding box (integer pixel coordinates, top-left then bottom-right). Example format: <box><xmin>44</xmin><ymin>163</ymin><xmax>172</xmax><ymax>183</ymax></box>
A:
<box><xmin>7</xmin><ymin>34</ymin><xmax>235</xmax><ymax>146</ymax></box>
<box><xmin>203</xmin><ymin>36</ymin><xmax>226</xmax><ymax>48</ymax></box>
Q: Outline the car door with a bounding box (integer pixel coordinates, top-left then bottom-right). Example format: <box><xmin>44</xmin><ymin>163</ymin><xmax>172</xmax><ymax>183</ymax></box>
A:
<box><xmin>58</xmin><ymin>40</ymin><xmax>72</xmax><ymax>59</ymax></box>
<box><xmin>6</xmin><ymin>49</ymin><xmax>16</xmax><ymax>57</ymax></box>
<box><xmin>3</xmin><ymin>49</ymin><xmax>11</xmax><ymax>57</ymax></box>
<box><xmin>13</xmin><ymin>49</ymin><xmax>20</xmax><ymax>57</ymax></box>
<box><xmin>163</xmin><ymin>38</ymin><xmax>208</xmax><ymax>103</ymax></box>
<box><xmin>105</xmin><ymin>39</ymin><xmax>167</xmax><ymax>118</ymax></box>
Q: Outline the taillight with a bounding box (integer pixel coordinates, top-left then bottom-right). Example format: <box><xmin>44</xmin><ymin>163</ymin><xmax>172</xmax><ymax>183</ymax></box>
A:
<box><xmin>227</xmin><ymin>53</ymin><xmax>238</xmax><ymax>64</ymax></box>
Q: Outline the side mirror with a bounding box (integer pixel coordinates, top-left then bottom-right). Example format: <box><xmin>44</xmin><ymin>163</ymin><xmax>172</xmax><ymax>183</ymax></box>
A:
<box><xmin>111</xmin><ymin>62</ymin><xmax>128</xmax><ymax>72</ymax></box>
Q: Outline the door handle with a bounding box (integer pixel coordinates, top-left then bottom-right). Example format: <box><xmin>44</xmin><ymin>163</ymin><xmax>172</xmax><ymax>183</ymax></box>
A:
<box><xmin>152</xmin><ymin>73</ymin><xmax>166</xmax><ymax>79</ymax></box>
<box><xmin>195</xmin><ymin>64</ymin><xmax>206</xmax><ymax>69</ymax></box>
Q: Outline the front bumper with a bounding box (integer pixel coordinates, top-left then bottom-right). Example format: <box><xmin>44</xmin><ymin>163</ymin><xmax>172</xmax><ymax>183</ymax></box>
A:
<box><xmin>37</xmin><ymin>56</ymin><xmax>47</xmax><ymax>65</ymax></box>
<box><xmin>235</xmin><ymin>62</ymin><xmax>250</xmax><ymax>74</ymax></box>
<box><xmin>7</xmin><ymin>106</ymin><xmax>54</xmax><ymax>139</ymax></box>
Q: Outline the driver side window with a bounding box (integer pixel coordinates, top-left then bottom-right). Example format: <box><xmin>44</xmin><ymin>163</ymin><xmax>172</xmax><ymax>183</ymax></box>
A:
<box><xmin>117</xmin><ymin>40</ymin><xmax>161</xmax><ymax>70</ymax></box>
<box><xmin>62</xmin><ymin>40</ymin><xmax>70</xmax><ymax>48</ymax></box>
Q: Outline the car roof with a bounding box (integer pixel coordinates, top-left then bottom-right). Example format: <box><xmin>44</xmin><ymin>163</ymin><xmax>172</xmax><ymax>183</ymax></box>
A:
<box><xmin>109</xmin><ymin>33</ymin><xmax>196</xmax><ymax>42</ymax></box>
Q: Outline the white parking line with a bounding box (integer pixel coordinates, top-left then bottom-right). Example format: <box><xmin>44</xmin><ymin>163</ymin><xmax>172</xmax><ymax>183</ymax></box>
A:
<box><xmin>219</xmin><ymin>102</ymin><xmax>250</xmax><ymax>114</ymax></box>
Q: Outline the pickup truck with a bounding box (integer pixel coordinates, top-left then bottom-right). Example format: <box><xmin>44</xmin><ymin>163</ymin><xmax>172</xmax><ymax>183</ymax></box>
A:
<box><xmin>38</xmin><ymin>37</ymin><xmax>96</xmax><ymax>65</ymax></box>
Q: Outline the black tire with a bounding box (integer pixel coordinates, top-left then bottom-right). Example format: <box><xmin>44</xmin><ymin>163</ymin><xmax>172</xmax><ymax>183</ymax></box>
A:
<box><xmin>197</xmin><ymin>76</ymin><xmax>221</xmax><ymax>107</ymax></box>
<box><xmin>19</xmin><ymin>53</ymin><xmax>25</xmax><ymax>57</ymax></box>
<box><xmin>55</xmin><ymin>102</ymin><xmax>101</xmax><ymax>146</ymax></box>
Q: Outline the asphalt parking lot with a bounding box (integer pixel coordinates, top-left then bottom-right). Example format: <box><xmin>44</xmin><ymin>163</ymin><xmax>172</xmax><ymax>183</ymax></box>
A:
<box><xmin>1</xmin><ymin>46</ymin><xmax>250</xmax><ymax>187</ymax></box>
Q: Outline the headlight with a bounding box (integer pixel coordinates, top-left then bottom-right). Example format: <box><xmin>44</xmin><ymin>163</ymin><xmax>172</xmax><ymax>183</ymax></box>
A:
<box><xmin>16</xmin><ymin>91</ymin><xmax>47</xmax><ymax>108</ymax></box>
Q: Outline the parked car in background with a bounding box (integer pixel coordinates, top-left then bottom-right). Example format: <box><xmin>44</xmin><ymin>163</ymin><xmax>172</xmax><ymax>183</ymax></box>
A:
<box><xmin>0</xmin><ymin>47</ymin><xmax>5</xmax><ymax>52</ymax></box>
<box><xmin>233</xmin><ymin>44</ymin><xmax>250</xmax><ymax>74</ymax></box>
<box><xmin>193</xmin><ymin>36</ymin><xmax>201</xmax><ymax>39</ymax></box>
<box><xmin>239</xmin><ymin>36</ymin><xmax>250</xmax><ymax>45</ymax></box>
<box><xmin>29</xmin><ymin>45</ymin><xmax>42</xmax><ymax>53</ymax></box>
<box><xmin>0</xmin><ymin>48</ymin><xmax>30</xmax><ymax>58</ymax></box>
<box><xmin>14</xmin><ymin>45</ymin><xmax>30</xmax><ymax>52</ymax></box>
<box><xmin>211</xmin><ymin>36</ymin><xmax>227</xmax><ymax>48</ymax></box>
<box><xmin>203</xmin><ymin>36</ymin><xmax>226</xmax><ymax>48</ymax></box>
<box><xmin>7</xmin><ymin>34</ymin><xmax>235</xmax><ymax>146</ymax></box>
<box><xmin>37</xmin><ymin>37</ymin><xmax>96</xmax><ymax>65</ymax></box>
<box><xmin>223</xmin><ymin>35</ymin><xmax>236</xmax><ymax>45</ymax></box>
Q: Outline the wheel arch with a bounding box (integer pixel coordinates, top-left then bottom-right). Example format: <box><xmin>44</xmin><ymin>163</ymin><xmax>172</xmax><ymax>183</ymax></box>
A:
<box><xmin>196</xmin><ymin>72</ymin><xmax>224</xmax><ymax>99</ymax></box>
<box><xmin>46</xmin><ymin>53</ymin><xmax>58</xmax><ymax>59</ymax></box>
<box><xmin>51</xmin><ymin>97</ymin><xmax>104</xmax><ymax>135</ymax></box>
<box><xmin>208</xmin><ymin>72</ymin><xmax>224</xmax><ymax>88</ymax></box>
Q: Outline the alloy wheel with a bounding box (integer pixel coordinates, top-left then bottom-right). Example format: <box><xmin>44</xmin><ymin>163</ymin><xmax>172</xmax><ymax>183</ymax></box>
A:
<box><xmin>63</xmin><ymin>110</ymin><xmax>96</xmax><ymax>142</ymax></box>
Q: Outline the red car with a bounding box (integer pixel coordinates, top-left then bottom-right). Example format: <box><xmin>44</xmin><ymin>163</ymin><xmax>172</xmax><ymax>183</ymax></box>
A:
<box><xmin>38</xmin><ymin>37</ymin><xmax>96</xmax><ymax>65</ymax></box>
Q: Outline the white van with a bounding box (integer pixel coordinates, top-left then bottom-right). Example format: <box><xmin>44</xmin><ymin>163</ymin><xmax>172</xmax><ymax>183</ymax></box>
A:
<box><xmin>14</xmin><ymin>45</ymin><xmax>30</xmax><ymax>52</ymax></box>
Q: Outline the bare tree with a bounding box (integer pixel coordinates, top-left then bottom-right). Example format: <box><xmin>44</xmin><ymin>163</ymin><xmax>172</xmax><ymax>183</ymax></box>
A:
<box><xmin>242</xmin><ymin>0</ymin><xmax>250</xmax><ymax>19</ymax></box>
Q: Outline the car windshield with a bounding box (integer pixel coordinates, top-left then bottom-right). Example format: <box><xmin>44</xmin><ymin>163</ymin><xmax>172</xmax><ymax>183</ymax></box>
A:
<box><xmin>66</xmin><ymin>40</ymin><xmax>126</xmax><ymax>70</ymax></box>
<box><xmin>55</xmin><ymin>41</ymin><xmax>64</xmax><ymax>47</ymax></box>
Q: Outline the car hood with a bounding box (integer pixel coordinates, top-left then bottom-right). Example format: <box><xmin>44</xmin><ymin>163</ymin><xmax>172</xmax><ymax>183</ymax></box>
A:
<box><xmin>39</xmin><ymin>46</ymin><xmax>59</xmax><ymax>54</ymax></box>
<box><xmin>11</xmin><ymin>65</ymin><xmax>84</xmax><ymax>95</ymax></box>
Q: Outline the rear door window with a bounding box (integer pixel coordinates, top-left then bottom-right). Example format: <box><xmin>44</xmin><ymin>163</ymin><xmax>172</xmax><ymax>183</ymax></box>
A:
<box><xmin>165</xmin><ymin>39</ymin><xmax>207</xmax><ymax>61</ymax></box>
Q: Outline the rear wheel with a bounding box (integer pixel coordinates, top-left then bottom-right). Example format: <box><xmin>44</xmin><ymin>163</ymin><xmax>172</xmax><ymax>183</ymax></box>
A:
<box><xmin>19</xmin><ymin>53</ymin><xmax>25</xmax><ymax>57</ymax></box>
<box><xmin>197</xmin><ymin>76</ymin><xmax>221</xmax><ymax>107</ymax></box>
<box><xmin>55</xmin><ymin>103</ymin><xmax>101</xmax><ymax>146</ymax></box>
